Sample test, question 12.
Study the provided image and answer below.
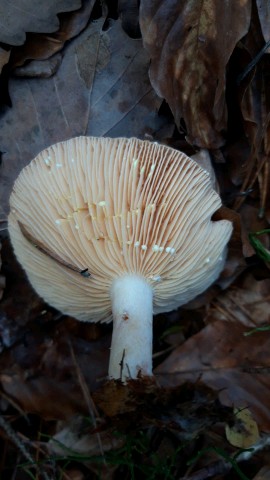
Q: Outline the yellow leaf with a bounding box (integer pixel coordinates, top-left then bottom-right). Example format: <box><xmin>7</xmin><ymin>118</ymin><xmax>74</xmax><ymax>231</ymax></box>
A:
<box><xmin>225</xmin><ymin>408</ymin><xmax>260</xmax><ymax>448</ymax></box>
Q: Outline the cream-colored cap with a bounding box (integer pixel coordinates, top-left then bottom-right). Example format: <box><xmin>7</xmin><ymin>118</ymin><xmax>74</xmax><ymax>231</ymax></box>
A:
<box><xmin>8</xmin><ymin>136</ymin><xmax>232</xmax><ymax>322</ymax></box>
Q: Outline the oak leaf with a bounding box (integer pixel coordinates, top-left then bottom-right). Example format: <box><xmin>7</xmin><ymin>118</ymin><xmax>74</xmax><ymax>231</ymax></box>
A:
<box><xmin>0</xmin><ymin>0</ymin><xmax>81</xmax><ymax>46</ymax></box>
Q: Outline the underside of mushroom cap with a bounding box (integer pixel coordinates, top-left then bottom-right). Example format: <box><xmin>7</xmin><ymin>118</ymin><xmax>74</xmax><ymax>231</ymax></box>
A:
<box><xmin>8</xmin><ymin>136</ymin><xmax>232</xmax><ymax>322</ymax></box>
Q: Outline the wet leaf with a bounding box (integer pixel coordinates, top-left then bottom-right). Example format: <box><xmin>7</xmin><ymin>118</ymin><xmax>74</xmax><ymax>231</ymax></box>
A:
<box><xmin>140</xmin><ymin>0</ymin><xmax>251</xmax><ymax>148</ymax></box>
<box><xmin>0</xmin><ymin>18</ymin><xmax>167</xmax><ymax>214</ymax></box>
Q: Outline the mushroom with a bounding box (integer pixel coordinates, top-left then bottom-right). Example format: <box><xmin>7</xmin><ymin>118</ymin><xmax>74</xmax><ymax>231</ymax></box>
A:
<box><xmin>8</xmin><ymin>137</ymin><xmax>232</xmax><ymax>381</ymax></box>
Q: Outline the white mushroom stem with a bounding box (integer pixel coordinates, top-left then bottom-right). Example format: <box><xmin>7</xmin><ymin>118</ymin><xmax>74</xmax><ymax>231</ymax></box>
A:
<box><xmin>109</xmin><ymin>275</ymin><xmax>153</xmax><ymax>381</ymax></box>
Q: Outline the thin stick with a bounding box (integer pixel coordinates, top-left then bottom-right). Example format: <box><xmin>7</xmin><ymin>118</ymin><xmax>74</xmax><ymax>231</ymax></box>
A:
<box><xmin>18</xmin><ymin>221</ymin><xmax>91</xmax><ymax>277</ymax></box>
<box><xmin>0</xmin><ymin>415</ymin><xmax>51</xmax><ymax>480</ymax></box>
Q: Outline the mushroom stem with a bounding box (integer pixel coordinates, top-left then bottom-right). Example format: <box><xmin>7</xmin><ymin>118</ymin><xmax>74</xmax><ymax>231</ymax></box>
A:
<box><xmin>109</xmin><ymin>274</ymin><xmax>153</xmax><ymax>381</ymax></box>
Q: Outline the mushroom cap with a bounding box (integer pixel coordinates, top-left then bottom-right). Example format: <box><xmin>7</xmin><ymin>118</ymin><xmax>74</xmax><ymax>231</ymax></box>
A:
<box><xmin>8</xmin><ymin>136</ymin><xmax>232</xmax><ymax>322</ymax></box>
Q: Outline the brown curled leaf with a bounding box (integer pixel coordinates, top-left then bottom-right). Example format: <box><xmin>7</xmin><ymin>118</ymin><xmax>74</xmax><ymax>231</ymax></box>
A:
<box><xmin>140</xmin><ymin>0</ymin><xmax>252</xmax><ymax>148</ymax></box>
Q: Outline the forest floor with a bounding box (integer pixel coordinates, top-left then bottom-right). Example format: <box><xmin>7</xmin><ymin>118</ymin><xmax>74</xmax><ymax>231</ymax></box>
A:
<box><xmin>0</xmin><ymin>1</ymin><xmax>270</xmax><ymax>479</ymax></box>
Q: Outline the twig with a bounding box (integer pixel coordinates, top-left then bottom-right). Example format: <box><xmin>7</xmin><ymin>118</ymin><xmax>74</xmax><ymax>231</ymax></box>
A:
<box><xmin>0</xmin><ymin>390</ymin><xmax>29</xmax><ymax>419</ymax></box>
<box><xmin>0</xmin><ymin>415</ymin><xmax>34</xmax><ymax>465</ymax></box>
<box><xmin>237</xmin><ymin>39</ymin><xmax>270</xmax><ymax>84</ymax></box>
<box><xmin>0</xmin><ymin>415</ymin><xmax>52</xmax><ymax>480</ymax></box>
<box><xmin>18</xmin><ymin>221</ymin><xmax>91</xmax><ymax>278</ymax></box>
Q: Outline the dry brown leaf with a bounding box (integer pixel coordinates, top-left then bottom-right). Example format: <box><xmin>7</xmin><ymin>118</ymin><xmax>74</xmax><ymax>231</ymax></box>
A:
<box><xmin>235</xmin><ymin>11</ymin><xmax>270</xmax><ymax>216</ymax></box>
<box><xmin>240</xmin><ymin>60</ymin><xmax>270</xmax><ymax>217</ymax></box>
<box><xmin>0</xmin><ymin>325</ymin><xmax>110</xmax><ymax>418</ymax></box>
<box><xmin>0</xmin><ymin>0</ymin><xmax>81</xmax><ymax>46</ymax></box>
<box><xmin>140</xmin><ymin>0</ymin><xmax>251</xmax><ymax>148</ymax></box>
<box><xmin>10</xmin><ymin>0</ymin><xmax>96</xmax><ymax>71</ymax></box>
<box><xmin>156</xmin><ymin>320</ymin><xmax>270</xmax><ymax>431</ymax></box>
<box><xmin>240</xmin><ymin>54</ymin><xmax>270</xmax><ymax>155</ymax></box>
<box><xmin>0</xmin><ymin>17</ymin><xmax>167</xmax><ymax>215</ymax></box>
<box><xmin>0</xmin><ymin>240</ymin><xmax>109</xmax><ymax>417</ymax></box>
<box><xmin>207</xmin><ymin>275</ymin><xmax>270</xmax><ymax>327</ymax></box>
